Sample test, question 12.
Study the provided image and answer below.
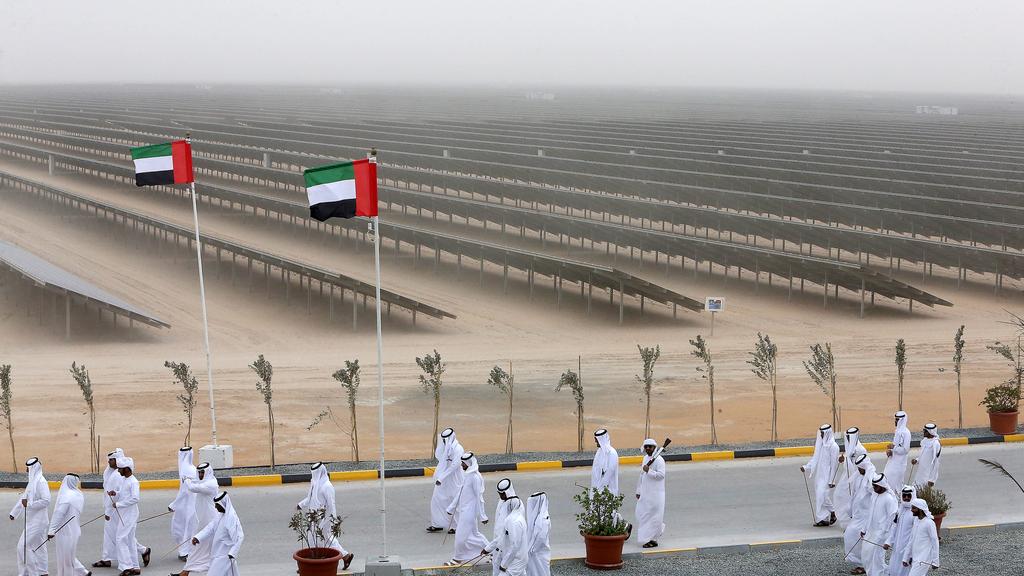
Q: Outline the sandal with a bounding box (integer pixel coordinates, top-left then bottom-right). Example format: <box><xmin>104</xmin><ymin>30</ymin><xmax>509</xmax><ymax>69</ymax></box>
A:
<box><xmin>92</xmin><ymin>561</ymin><xmax>112</xmax><ymax>568</ymax></box>
<box><xmin>142</xmin><ymin>547</ymin><xmax>152</xmax><ymax>567</ymax></box>
<box><xmin>443</xmin><ymin>560</ymin><xmax>462</xmax><ymax>567</ymax></box>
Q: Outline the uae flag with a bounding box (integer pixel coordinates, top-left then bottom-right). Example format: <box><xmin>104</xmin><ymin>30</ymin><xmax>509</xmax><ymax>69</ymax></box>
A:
<box><xmin>304</xmin><ymin>158</ymin><xmax>378</xmax><ymax>221</ymax></box>
<box><xmin>130</xmin><ymin>140</ymin><xmax>194</xmax><ymax>187</ymax></box>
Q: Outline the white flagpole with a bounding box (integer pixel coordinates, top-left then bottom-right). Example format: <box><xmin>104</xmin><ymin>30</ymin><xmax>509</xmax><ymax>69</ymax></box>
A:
<box><xmin>369</xmin><ymin>151</ymin><xmax>387</xmax><ymax>556</ymax></box>
<box><xmin>186</xmin><ymin>133</ymin><xmax>218</xmax><ymax>448</ymax></box>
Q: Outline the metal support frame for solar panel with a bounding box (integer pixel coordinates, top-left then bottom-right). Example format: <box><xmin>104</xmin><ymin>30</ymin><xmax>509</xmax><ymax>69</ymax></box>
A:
<box><xmin>0</xmin><ymin>239</ymin><xmax>169</xmax><ymax>339</ymax></box>
<box><xmin>0</xmin><ymin>172</ymin><xmax>455</xmax><ymax>327</ymax></box>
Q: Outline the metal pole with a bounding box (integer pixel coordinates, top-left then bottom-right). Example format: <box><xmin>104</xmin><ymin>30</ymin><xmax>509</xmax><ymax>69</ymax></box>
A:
<box><xmin>370</xmin><ymin>157</ymin><xmax>387</xmax><ymax>556</ymax></box>
<box><xmin>190</xmin><ymin>179</ymin><xmax>218</xmax><ymax>447</ymax></box>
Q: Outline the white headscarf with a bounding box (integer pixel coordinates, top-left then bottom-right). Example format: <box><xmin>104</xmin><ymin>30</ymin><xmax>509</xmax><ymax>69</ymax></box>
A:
<box><xmin>179</xmin><ymin>447</ymin><xmax>197</xmax><ymax>482</ymax></box>
<box><xmin>215</xmin><ymin>492</ymin><xmax>243</xmax><ymax>540</ymax></box>
<box><xmin>436</xmin><ymin>428</ymin><xmax>456</xmax><ymax>461</ymax></box>
<box><xmin>116</xmin><ymin>456</ymin><xmax>134</xmax><ymax>471</ymax></box>
<box><xmin>845</xmin><ymin>427</ymin><xmax>861</xmax><ymax>451</ymax></box>
<box><xmin>108</xmin><ymin>448</ymin><xmax>124</xmax><ymax>462</ymax></box>
<box><xmin>504</xmin><ymin>496</ymin><xmax>524</xmax><ymax>519</ymax></box>
<box><xmin>196</xmin><ymin>462</ymin><xmax>217</xmax><ymax>483</ymax></box>
<box><xmin>461</xmin><ymin>452</ymin><xmax>479</xmax><ymax>474</ymax></box>
<box><xmin>814</xmin><ymin>424</ymin><xmax>834</xmax><ymax>453</ymax></box>
<box><xmin>899</xmin><ymin>485</ymin><xmax>917</xmax><ymax>511</ymax></box>
<box><xmin>910</xmin><ymin>497</ymin><xmax>932</xmax><ymax>519</ymax></box>
<box><xmin>56</xmin><ymin>473</ymin><xmax>84</xmax><ymax>516</ymax></box>
<box><xmin>871</xmin><ymin>472</ymin><xmax>894</xmax><ymax>494</ymax></box>
<box><xmin>526</xmin><ymin>492</ymin><xmax>549</xmax><ymax>537</ymax></box>
<box><xmin>25</xmin><ymin>457</ymin><xmax>43</xmax><ymax>485</ymax></box>
<box><xmin>306</xmin><ymin>462</ymin><xmax>331</xmax><ymax>508</ymax></box>
<box><xmin>592</xmin><ymin>429</ymin><xmax>614</xmax><ymax>486</ymax></box>
<box><xmin>496</xmin><ymin>478</ymin><xmax>516</xmax><ymax>499</ymax></box>
<box><xmin>894</xmin><ymin>411</ymin><xmax>909</xmax><ymax>433</ymax></box>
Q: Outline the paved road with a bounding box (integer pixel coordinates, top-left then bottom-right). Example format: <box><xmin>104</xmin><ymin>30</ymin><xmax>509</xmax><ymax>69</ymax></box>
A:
<box><xmin>2</xmin><ymin>443</ymin><xmax>1022</xmax><ymax>574</ymax></box>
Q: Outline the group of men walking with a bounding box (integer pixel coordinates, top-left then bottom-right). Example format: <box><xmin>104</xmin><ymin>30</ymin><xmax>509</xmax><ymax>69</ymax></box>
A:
<box><xmin>426</xmin><ymin>427</ymin><xmax>666</xmax><ymax>573</ymax></box>
<box><xmin>8</xmin><ymin>447</ymin><xmax>243</xmax><ymax>576</ymax></box>
<box><xmin>801</xmin><ymin>412</ymin><xmax>943</xmax><ymax>575</ymax></box>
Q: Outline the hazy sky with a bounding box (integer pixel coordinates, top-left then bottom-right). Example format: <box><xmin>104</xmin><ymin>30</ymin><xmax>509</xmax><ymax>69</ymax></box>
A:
<box><xmin>1</xmin><ymin>0</ymin><xmax>1021</xmax><ymax>94</ymax></box>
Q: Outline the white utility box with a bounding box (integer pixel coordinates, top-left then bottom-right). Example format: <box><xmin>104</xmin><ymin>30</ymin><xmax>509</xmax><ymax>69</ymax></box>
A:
<box><xmin>364</xmin><ymin>555</ymin><xmax>402</xmax><ymax>576</ymax></box>
<box><xmin>198</xmin><ymin>444</ymin><xmax>233</xmax><ymax>469</ymax></box>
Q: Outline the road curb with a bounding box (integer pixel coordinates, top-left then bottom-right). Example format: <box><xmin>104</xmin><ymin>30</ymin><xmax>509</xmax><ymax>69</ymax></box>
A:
<box><xmin>9</xmin><ymin>432</ymin><xmax>1020</xmax><ymax>492</ymax></box>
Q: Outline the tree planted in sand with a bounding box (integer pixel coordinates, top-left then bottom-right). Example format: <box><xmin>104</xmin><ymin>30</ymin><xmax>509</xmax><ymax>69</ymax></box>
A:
<box><xmin>895</xmin><ymin>339</ymin><xmax>907</xmax><ymax>410</ymax></box>
<box><xmin>249</xmin><ymin>354</ymin><xmax>276</xmax><ymax>469</ymax></box>
<box><xmin>0</xmin><ymin>364</ymin><xmax>15</xmax><ymax>472</ymax></box>
<box><xmin>308</xmin><ymin>360</ymin><xmax>362</xmax><ymax>462</ymax></box>
<box><xmin>487</xmin><ymin>362</ymin><xmax>516</xmax><ymax>454</ymax></box>
<box><xmin>747</xmin><ymin>333</ymin><xmax>779</xmax><ymax>443</ymax></box>
<box><xmin>953</xmin><ymin>325</ymin><xmax>966</xmax><ymax>428</ymax></box>
<box><xmin>416</xmin><ymin>350</ymin><xmax>445</xmax><ymax>456</ymax></box>
<box><xmin>165</xmin><ymin>361</ymin><xmax>199</xmax><ymax>447</ymax></box>
<box><xmin>636</xmin><ymin>345</ymin><xmax>661</xmax><ymax>439</ymax></box>
<box><xmin>556</xmin><ymin>366</ymin><xmax>585</xmax><ymax>452</ymax></box>
<box><xmin>804</xmin><ymin>343</ymin><xmax>839</xmax><ymax>431</ymax></box>
<box><xmin>70</xmin><ymin>362</ymin><xmax>98</xmax><ymax>474</ymax></box>
<box><xmin>690</xmin><ymin>336</ymin><xmax>718</xmax><ymax>445</ymax></box>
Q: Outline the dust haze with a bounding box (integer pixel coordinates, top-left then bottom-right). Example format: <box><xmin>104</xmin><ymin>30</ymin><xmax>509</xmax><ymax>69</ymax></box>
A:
<box><xmin>0</xmin><ymin>0</ymin><xmax>1022</xmax><ymax>94</ymax></box>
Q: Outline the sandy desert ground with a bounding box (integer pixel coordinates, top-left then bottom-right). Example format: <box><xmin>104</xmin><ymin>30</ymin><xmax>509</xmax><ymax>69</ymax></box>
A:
<box><xmin>0</xmin><ymin>139</ymin><xmax>1021</xmax><ymax>475</ymax></box>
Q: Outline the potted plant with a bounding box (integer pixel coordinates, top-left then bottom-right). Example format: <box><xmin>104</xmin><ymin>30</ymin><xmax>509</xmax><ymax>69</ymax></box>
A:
<box><xmin>916</xmin><ymin>484</ymin><xmax>951</xmax><ymax>538</ymax></box>
<box><xmin>983</xmin><ymin>334</ymin><xmax>1023</xmax><ymax>434</ymax></box>
<box><xmin>290</xmin><ymin>508</ymin><xmax>343</xmax><ymax>576</ymax></box>
<box><xmin>574</xmin><ymin>486</ymin><xmax>630</xmax><ymax>569</ymax></box>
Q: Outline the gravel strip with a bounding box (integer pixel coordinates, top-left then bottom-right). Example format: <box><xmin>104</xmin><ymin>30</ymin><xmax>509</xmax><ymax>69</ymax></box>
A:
<box><xmin>434</xmin><ymin>526</ymin><xmax>1022</xmax><ymax>575</ymax></box>
<box><xmin>0</xmin><ymin>426</ymin><xmax>1010</xmax><ymax>484</ymax></box>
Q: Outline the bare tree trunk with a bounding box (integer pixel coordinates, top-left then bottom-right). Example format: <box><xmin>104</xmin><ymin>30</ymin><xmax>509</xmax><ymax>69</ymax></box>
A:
<box><xmin>771</xmin><ymin>382</ymin><xmax>778</xmax><ymax>443</ymax></box>
<box><xmin>431</xmin><ymin>392</ymin><xmax>440</xmax><ymax>455</ymax></box>
<box><xmin>956</xmin><ymin>373</ymin><xmax>963</xmax><ymax>429</ymax></box>
<box><xmin>644</xmin><ymin>392</ymin><xmax>651</xmax><ymax>439</ymax></box>
<box><xmin>268</xmin><ymin>405</ymin><xmax>276</xmax><ymax>468</ymax></box>
<box><xmin>90</xmin><ymin>408</ymin><xmax>97</xmax><ymax>474</ymax></box>
<box><xmin>831</xmin><ymin>379</ymin><xmax>838</xmax><ymax>431</ymax></box>
<box><xmin>577</xmin><ymin>406</ymin><xmax>583</xmax><ymax>452</ymax></box>
<box><xmin>350</xmin><ymin>401</ymin><xmax>359</xmax><ymax>462</ymax></box>
<box><xmin>7</xmin><ymin>426</ymin><xmax>15</xmax><ymax>472</ymax></box>
<box><xmin>709</xmin><ymin>386</ymin><xmax>717</xmax><ymax>445</ymax></box>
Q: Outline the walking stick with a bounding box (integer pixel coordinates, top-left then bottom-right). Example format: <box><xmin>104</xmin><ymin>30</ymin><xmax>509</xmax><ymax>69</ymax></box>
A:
<box><xmin>907</xmin><ymin>461</ymin><xmax>917</xmax><ymax>486</ymax></box>
<box><xmin>33</xmin><ymin>515</ymin><xmax>77</xmax><ymax>552</ymax></box>
<box><xmin>23</xmin><ymin>498</ymin><xmax>28</xmax><ymax>568</ymax></box>
<box><xmin>159</xmin><ymin>538</ymin><xmax>194</xmax><ymax>559</ymax></box>
<box><xmin>442</xmin><ymin>483</ymin><xmax>467</xmax><ymax>547</ymax></box>
<box><xmin>80</xmin><ymin>512</ymin><xmax>107</xmax><ymax>529</ymax></box>
<box><xmin>107</xmin><ymin>492</ymin><xmax>125</xmax><ymax>526</ymax></box>
<box><xmin>801</xmin><ymin>471</ymin><xmax>816</xmax><ymax>523</ymax></box>
<box><xmin>843</xmin><ymin>535</ymin><xmax>865</xmax><ymax>561</ymax></box>
<box><xmin>137</xmin><ymin>509</ymin><xmax>174</xmax><ymax>524</ymax></box>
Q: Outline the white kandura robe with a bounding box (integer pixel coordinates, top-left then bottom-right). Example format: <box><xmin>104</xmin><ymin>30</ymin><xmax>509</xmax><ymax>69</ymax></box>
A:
<box><xmin>447</xmin><ymin>457</ymin><xmax>488</xmax><ymax>562</ymax></box>
<box><xmin>169</xmin><ymin>448</ymin><xmax>198</xmax><ymax>558</ymax></box>
<box><xmin>184</xmin><ymin>470</ymin><xmax>221</xmax><ymax>572</ymax></box>
<box><xmin>526</xmin><ymin>493</ymin><xmax>551</xmax><ymax>576</ymax></box>
<box><xmin>486</xmin><ymin>485</ymin><xmax>518</xmax><ymax>576</ymax></box>
<box><xmin>591</xmin><ymin>433</ymin><xmax>619</xmax><ymax>495</ymax></box>
<box><xmin>913</xmin><ymin>436</ymin><xmax>941</xmax><ymax>486</ymax></box>
<box><xmin>48</xmin><ymin>475</ymin><xmax>89</xmax><ymax>576</ymax></box>
<box><xmin>903</xmin><ymin>514</ymin><xmax>940</xmax><ymax>576</ymax></box>
<box><xmin>862</xmin><ymin>488</ymin><xmax>898</xmax><ymax>576</ymax></box>
<box><xmin>430</xmin><ymin>432</ymin><xmax>464</xmax><ymax>530</ymax></box>
<box><xmin>101</xmin><ymin>449</ymin><xmax>124</xmax><ymax>563</ymax></box>
<box><xmin>11</xmin><ymin>459</ymin><xmax>50</xmax><ymax>576</ymax></box>
<box><xmin>804</xmin><ymin>428</ymin><xmax>840</xmax><ymax>523</ymax></box>
<box><xmin>196</xmin><ymin>494</ymin><xmax>243</xmax><ymax>576</ymax></box>
<box><xmin>835</xmin><ymin>430</ymin><xmax>866</xmax><ymax>523</ymax></box>
<box><xmin>635</xmin><ymin>453</ymin><xmax>666</xmax><ymax>544</ymax></box>
<box><xmin>298</xmin><ymin>465</ymin><xmax>347</xmax><ymax>555</ymax></box>
<box><xmin>843</xmin><ymin>461</ymin><xmax>876</xmax><ymax>568</ymax></box>
<box><xmin>884</xmin><ymin>417</ymin><xmax>912</xmax><ymax>485</ymax></box>
<box><xmin>885</xmin><ymin>488</ymin><xmax>917</xmax><ymax>576</ymax></box>
<box><xmin>114</xmin><ymin>468</ymin><xmax>142</xmax><ymax>572</ymax></box>
<box><xmin>492</xmin><ymin>502</ymin><xmax>528</xmax><ymax>576</ymax></box>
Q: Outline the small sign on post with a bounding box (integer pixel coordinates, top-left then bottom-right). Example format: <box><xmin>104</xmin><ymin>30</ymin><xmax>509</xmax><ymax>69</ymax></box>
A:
<box><xmin>705</xmin><ymin>297</ymin><xmax>725</xmax><ymax>336</ymax></box>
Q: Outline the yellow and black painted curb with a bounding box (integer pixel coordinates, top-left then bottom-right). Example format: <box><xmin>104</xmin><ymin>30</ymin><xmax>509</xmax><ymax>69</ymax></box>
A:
<box><xmin>8</xmin><ymin>433</ymin><xmax>1020</xmax><ymax>492</ymax></box>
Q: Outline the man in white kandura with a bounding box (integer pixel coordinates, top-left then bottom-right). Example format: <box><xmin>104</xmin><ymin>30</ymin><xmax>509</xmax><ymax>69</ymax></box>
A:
<box><xmin>112</xmin><ymin>456</ymin><xmax>150</xmax><ymax>576</ymax></box>
<box><xmin>591</xmin><ymin>429</ymin><xmax>619</xmax><ymax>495</ymax></box>
<box><xmin>902</xmin><ymin>498</ymin><xmax>940</xmax><ymax>575</ymax></box>
<box><xmin>635</xmin><ymin>439</ymin><xmax>666</xmax><ymax>548</ymax></box>
<box><xmin>94</xmin><ymin>448</ymin><xmax>124</xmax><ymax>569</ymax></box>
<box><xmin>844</xmin><ymin>453</ymin><xmax>875</xmax><ymax>575</ymax></box>
<box><xmin>193</xmin><ymin>492</ymin><xmax>243</xmax><ymax>576</ymax></box>
<box><xmin>445</xmin><ymin>452</ymin><xmax>489</xmax><ymax>566</ymax></box>
<box><xmin>47</xmin><ymin>473</ymin><xmax>89</xmax><ymax>576</ymax></box>
<box><xmin>484</xmin><ymin>479</ymin><xmax>517</xmax><ymax>575</ymax></box>
<box><xmin>428</xmin><ymin>427</ymin><xmax>464</xmax><ymax>534</ymax></box>
<box><xmin>884</xmin><ymin>485</ymin><xmax>917</xmax><ymax>576</ymax></box>
<box><xmin>912</xmin><ymin>423</ymin><xmax>941</xmax><ymax>487</ymax></box>
<box><xmin>174</xmin><ymin>463</ymin><xmax>219</xmax><ymax>576</ymax></box>
<box><xmin>169</xmin><ymin>447</ymin><xmax>198</xmax><ymax>561</ymax></box>
<box><xmin>485</xmin><ymin>497</ymin><xmax>528</xmax><ymax>576</ymax></box>
<box><xmin>836</xmin><ymin>427</ymin><xmax>866</xmax><ymax>523</ymax></box>
<box><xmin>10</xmin><ymin>457</ymin><xmax>50</xmax><ymax>576</ymax></box>
<box><xmin>297</xmin><ymin>462</ymin><xmax>354</xmax><ymax>570</ymax></box>
<box><xmin>884</xmin><ymin>411</ymin><xmax>911</xmax><ymax>485</ymax></box>
<box><xmin>526</xmin><ymin>492</ymin><xmax>550</xmax><ymax>576</ymax></box>
<box><xmin>862</xmin><ymin>473</ymin><xmax>898</xmax><ymax>576</ymax></box>
<box><xmin>802</xmin><ymin>424</ymin><xmax>840</xmax><ymax>527</ymax></box>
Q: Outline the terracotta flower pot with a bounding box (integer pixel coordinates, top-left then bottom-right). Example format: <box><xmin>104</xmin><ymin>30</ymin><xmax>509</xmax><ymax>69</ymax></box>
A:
<box><xmin>988</xmin><ymin>410</ymin><xmax>1019</xmax><ymax>435</ymax></box>
<box><xmin>583</xmin><ymin>533</ymin><xmax>629</xmax><ymax>570</ymax></box>
<box><xmin>294</xmin><ymin>547</ymin><xmax>341</xmax><ymax>576</ymax></box>
<box><xmin>933</xmin><ymin>513</ymin><xmax>946</xmax><ymax>541</ymax></box>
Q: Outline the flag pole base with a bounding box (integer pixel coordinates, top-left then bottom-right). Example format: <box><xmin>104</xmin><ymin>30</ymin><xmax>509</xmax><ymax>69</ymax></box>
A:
<box><xmin>364</xmin><ymin>556</ymin><xmax>402</xmax><ymax>576</ymax></box>
<box><xmin>199</xmin><ymin>444</ymin><xmax>233</xmax><ymax>468</ymax></box>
